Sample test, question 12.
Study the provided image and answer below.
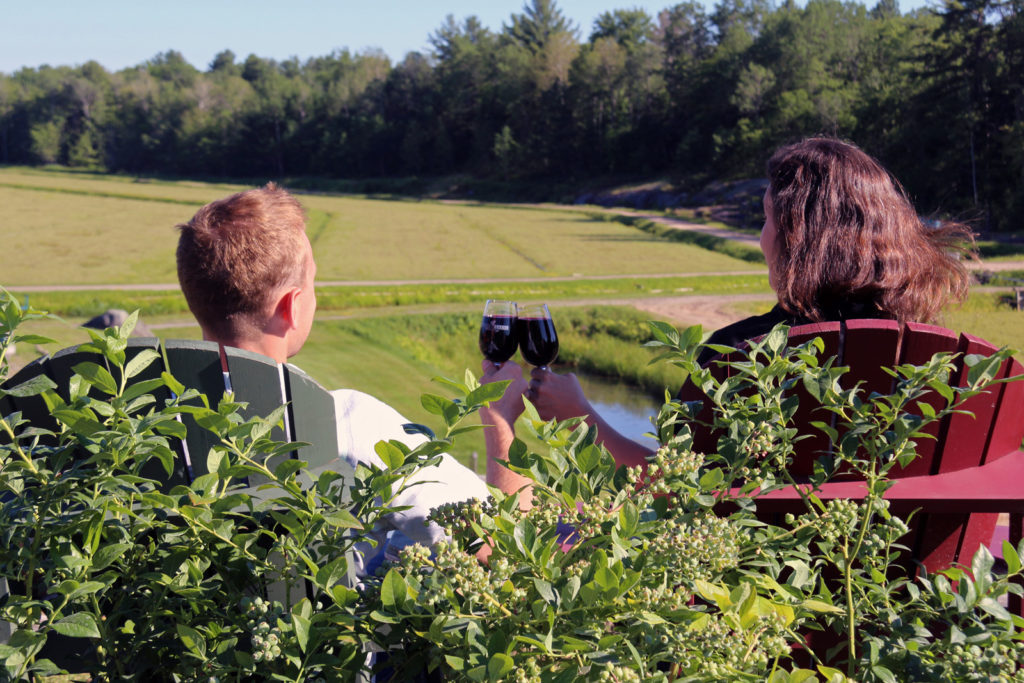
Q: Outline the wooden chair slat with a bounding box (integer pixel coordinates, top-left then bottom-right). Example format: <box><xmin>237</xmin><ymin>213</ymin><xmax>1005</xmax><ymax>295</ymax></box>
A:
<box><xmin>224</xmin><ymin>347</ymin><xmax>290</xmax><ymax>488</ymax></box>
<box><xmin>163</xmin><ymin>340</ymin><xmax>225</xmax><ymax>482</ymax></box>
<box><xmin>840</xmin><ymin>319</ymin><xmax>902</xmax><ymax>394</ymax></box>
<box><xmin>910</xmin><ymin>318</ymin><xmax>1000</xmax><ymax>571</ymax></box>
<box><xmin>284</xmin><ymin>364</ymin><xmax>343</xmax><ymax>473</ymax></box>
<box><xmin>935</xmin><ymin>332</ymin><xmax>1003</xmax><ymax>474</ymax></box>
<box><xmin>785</xmin><ymin>322</ymin><xmax>843</xmax><ymax>477</ymax></box>
<box><xmin>895</xmin><ymin>323</ymin><xmax>962</xmax><ymax>477</ymax></box>
<box><xmin>983</xmin><ymin>353</ymin><xmax>1024</xmax><ymax>464</ymax></box>
<box><xmin>125</xmin><ymin>339</ymin><xmax>192</xmax><ymax>487</ymax></box>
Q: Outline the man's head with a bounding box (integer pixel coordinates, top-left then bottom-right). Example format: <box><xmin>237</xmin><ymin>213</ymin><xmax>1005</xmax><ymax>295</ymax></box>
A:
<box><xmin>176</xmin><ymin>183</ymin><xmax>316</xmax><ymax>361</ymax></box>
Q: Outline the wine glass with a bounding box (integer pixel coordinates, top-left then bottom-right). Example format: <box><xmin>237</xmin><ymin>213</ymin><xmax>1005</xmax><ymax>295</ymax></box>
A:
<box><xmin>517</xmin><ymin>302</ymin><xmax>559</xmax><ymax>368</ymax></box>
<box><xmin>479</xmin><ymin>299</ymin><xmax>518</xmax><ymax>365</ymax></box>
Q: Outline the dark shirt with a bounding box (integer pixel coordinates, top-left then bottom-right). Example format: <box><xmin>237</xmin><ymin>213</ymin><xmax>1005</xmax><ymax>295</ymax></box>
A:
<box><xmin>696</xmin><ymin>301</ymin><xmax>885</xmax><ymax>366</ymax></box>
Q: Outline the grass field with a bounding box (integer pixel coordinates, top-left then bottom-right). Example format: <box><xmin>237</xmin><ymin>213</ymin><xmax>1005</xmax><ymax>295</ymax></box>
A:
<box><xmin>1</xmin><ymin>167</ymin><xmax>758</xmax><ymax>286</ymax></box>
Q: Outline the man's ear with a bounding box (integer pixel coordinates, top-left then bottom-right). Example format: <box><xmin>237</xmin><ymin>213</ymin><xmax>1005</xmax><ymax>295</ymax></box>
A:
<box><xmin>274</xmin><ymin>287</ymin><xmax>303</xmax><ymax>330</ymax></box>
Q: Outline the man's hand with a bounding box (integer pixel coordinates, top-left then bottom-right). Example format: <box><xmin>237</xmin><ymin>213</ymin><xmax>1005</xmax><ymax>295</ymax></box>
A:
<box><xmin>479</xmin><ymin>360</ymin><xmax>532</xmax><ymax>509</ymax></box>
<box><xmin>480</xmin><ymin>360</ymin><xmax>528</xmax><ymax>429</ymax></box>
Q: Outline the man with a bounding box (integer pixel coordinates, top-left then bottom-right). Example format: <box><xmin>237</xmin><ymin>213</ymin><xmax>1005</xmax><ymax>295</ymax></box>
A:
<box><xmin>176</xmin><ymin>183</ymin><xmax>489</xmax><ymax>573</ymax></box>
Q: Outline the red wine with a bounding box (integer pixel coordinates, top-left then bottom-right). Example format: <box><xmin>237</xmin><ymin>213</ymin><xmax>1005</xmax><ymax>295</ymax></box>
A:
<box><xmin>518</xmin><ymin>317</ymin><xmax>559</xmax><ymax>366</ymax></box>
<box><xmin>479</xmin><ymin>315</ymin><xmax>518</xmax><ymax>362</ymax></box>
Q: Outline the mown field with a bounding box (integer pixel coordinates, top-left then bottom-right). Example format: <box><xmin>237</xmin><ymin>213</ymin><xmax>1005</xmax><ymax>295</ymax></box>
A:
<box><xmin>4</xmin><ymin>167</ymin><xmax>1023</xmax><ymax>466</ymax></box>
<box><xmin>1</xmin><ymin>166</ymin><xmax>756</xmax><ymax>286</ymax></box>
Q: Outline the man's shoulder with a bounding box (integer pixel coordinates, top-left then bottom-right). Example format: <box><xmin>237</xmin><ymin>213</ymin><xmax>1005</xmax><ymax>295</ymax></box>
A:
<box><xmin>330</xmin><ymin>388</ymin><xmax>396</xmax><ymax>417</ymax></box>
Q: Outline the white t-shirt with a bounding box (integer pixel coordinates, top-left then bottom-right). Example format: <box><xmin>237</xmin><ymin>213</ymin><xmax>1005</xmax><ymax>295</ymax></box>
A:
<box><xmin>330</xmin><ymin>389</ymin><xmax>490</xmax><ymax>576</ymax></box>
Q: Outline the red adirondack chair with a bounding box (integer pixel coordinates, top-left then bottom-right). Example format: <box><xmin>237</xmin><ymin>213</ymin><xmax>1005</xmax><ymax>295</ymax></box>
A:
<box><xmin>681</xmin><ymin>319</ymin><xmax>1024</xmax><ymax>611</ymax></box>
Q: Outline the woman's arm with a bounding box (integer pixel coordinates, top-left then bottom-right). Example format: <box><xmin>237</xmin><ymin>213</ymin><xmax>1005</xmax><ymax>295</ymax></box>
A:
<box><xmin>527</xmin><ymin>368</ymin><xmax>654</xmax><ymax>470</ymax></box>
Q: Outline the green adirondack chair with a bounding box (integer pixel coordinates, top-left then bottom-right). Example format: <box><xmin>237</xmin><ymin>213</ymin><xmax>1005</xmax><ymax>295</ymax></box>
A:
<box><xmin>0</xmin><ymin>338</ymin><xmax>352</xmax><ymax>646</ymax></box>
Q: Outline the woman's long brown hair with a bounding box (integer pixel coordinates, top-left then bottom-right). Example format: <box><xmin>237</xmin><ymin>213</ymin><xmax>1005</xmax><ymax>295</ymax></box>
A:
<box><xmin>767</xmin><ymin>137</ymin><xmax>974</xmax><ymax>324</ymax></box>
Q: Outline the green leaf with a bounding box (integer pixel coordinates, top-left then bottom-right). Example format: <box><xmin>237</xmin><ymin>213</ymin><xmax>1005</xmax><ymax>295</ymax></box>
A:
<box><xmin>381</xmin><ymin>568</ymin><xmax>408</xmax><ymax>610</ymax></box>
<box><xmin>315</xmin><ymin>558</ymin><xmax>351</xmax><ymax>589</ymax></box>
<box><xmin>52</xmin><ymin>613</ymin><xmax>101</xmax><ymax>639</ymax></box>
<box><xmin>119</xmin><ymin>309</ymin><xmax>140</xmax><ymax>338</ymax></box>
<box><xmin>1003</xmin><ymin>540</ymin><xmax>1021</xmax><ymax>574</ymax></box>
<box><xmin>872</xmin><ymin>666</ymin><xmax>898</xmax><ymax>683</ymax></box>
<box><xmin>196</xmin><ymin>411</ymin><xmax>231</xmax><ymax>434</ymax></box>
<box><xmin>699</xmin><ymin>467</ymin><xmax>724</xmax><ymax>489</ymax></box>
<box><xmin>802</xmin><ymin>599</ymin><xmax>843</xmax><ymax>614</ymax></box>
<box><xmin>618</xmin><ymin>502</ymin><xmax>639</xmax><ymax>536</ymax></box>
<box><xmin>421</xmin><ymin>393</ymin><xmax>456</xmax><ymax>417</ymax></box>
<box><xmin>124</xmin><ymin>349</ymin><xmax>159</xmax><ymax>379</ymax></box>
<box><xmin>647</xmin><ymin>320</ymin><xmax>680</xmax><ymax>345</ymax></box>
<box><xmin>971</xmin><ymin>544</ymin><xmax>995</xmax><ymax>584</ymax></box>
<box><xmin>92</xmin><ymin>543</ymin><xmax>132</xmax><ymax>571</ymax></box>
<box><xmin>802</xmin><ymin>372</ymin><xmax>831</xmax><ymax>402</ymax></box>
<box><xmin>122</xmin><ymin>377</ymin><xmax>166</xmax><ymax>403</ymax></box>
<box><xmin>487</xmin><ymin>653</ymin><xmax>514</xmax><ymax>682</ymax></box>
<box><xmin>176</xmin><ymin>624</ymin><xmax>206</xmax><ymax>656</ymax></box>
<box><xmin>375</xmin><ymin>440</ymin><xmax>406</xmax><ymax>470</ymax></box>
<box><xmin>274</xmin><ymin>458</ymin><xmax>305</xmax><ymax>480</ymax></box>
<box><xmin>533</xmin><ymin>578</ymin><xmax>557</xmax><ymax>605</ymax></box>
<box><xmin>13</xmin><ymin>333</ymin><xmax>57</xmax><ymax>345</ymax></box>
<box><xmin>576</xmin><ymin>444</ymin><xmax>601</xmax><ymax>473</ymax></box>
<box><xmin>73</xmin><ymin>362</ymin><xmax>118</xmax><ymax>395</ymax></box>
<box><xmin>161</xmin><ymin>370</ymin><xmax>186</xmax><ymax>396</ymax></box>
<box><xmin>4</xmin><ymin>373</ymin><xmax>56</xmax><ymax>397</ymax></box>
<box><xmin>817</xmin><ymin>666</ymin><xmax>845</xmax><ymax>681</ymax></box>
<box><xmin>466</xmin><ymin>381</ymin><xmax>510</xmax><ymax>407</ymax></box>
<box><xmin>292</xmin><ymin>611</ymin><xmax>311</xmax><ymax>653</ymax></box>
<box><xmin>323</xmin><ymin>509</ymin><xmax>362</xmax><ymax>529</ymax></box>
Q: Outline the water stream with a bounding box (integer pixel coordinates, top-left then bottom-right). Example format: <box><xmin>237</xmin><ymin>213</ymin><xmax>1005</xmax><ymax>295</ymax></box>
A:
<box><xmin>572</xmin><ymin>371</ymin><xmax>663</xmax><ymax>447</ymax></box>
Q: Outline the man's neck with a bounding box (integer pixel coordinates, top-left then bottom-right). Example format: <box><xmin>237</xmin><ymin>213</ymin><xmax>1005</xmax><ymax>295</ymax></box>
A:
<box><xmin>202</xmin><ymin>331</ymin><xmax>288</xmax><ymax>365</ymax></box>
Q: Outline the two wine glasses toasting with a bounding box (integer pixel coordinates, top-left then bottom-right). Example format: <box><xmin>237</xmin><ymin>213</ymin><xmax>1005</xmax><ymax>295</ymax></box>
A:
<box><xmin>479</xmin><ymin>300</ymin><xmax>559</xmax><ymax>369</ymax></box>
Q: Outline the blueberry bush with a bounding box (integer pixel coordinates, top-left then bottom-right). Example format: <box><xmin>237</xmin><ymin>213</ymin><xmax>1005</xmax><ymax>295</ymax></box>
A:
<box><xmin>1</xmin><ymin>290</ymin><xmax>1022</xmax><ymax>682</ymax></box>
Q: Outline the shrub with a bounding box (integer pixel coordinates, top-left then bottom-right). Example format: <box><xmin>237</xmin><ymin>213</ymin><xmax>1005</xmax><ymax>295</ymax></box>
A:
<box><xmin>1</xmin><ymin>291</ymin><xmax>1022</xmax><ymax>682</ymax></box>
<box><xmin>365</xmin><ymin>324</ymin><xmax>1024</xmax><ymax>682</ymax></box>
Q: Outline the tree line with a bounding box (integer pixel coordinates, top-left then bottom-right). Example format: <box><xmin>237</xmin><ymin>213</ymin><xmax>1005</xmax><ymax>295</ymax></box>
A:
<box><xmin>1</xmin><ymin>0</ymin><xmax>1021</xmax><ymax>230</ymax></box>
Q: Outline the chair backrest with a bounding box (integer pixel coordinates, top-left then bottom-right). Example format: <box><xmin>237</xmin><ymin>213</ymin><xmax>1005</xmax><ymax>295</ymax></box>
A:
<box><xmin>786</xmin><ymin>320</ymin><xmax>1024</xmax><ymax>478</ymax></box>
<box><xmin>1</xmin><ymin>339</ymin><xmax>352</xmax><ymax>651</ymax></box>
<box><xmin>680</xmin><ymin>319</ymin><xmax>1024</xmax><ymax>478</ymax></box>
<box><xmin>683</xmin><ymin>319</ymin><xmax>1024</xmax><ymax>572</ymax></box>
<box><xmin>1</xmin><ymin>338</ymin><xmax>347</xmax><ymax>489</ymax></box>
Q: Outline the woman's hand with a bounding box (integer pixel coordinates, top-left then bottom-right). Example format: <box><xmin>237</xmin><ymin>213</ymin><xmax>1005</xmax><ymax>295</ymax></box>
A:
<box><xmin>527</xmin><ymin>367</ymin><xmax>594</xmax><ymax>422</ymax></box>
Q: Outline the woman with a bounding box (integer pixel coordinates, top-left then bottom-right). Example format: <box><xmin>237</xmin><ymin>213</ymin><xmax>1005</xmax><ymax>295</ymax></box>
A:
<box><xmin>481</xmin><ymin>136</ymin><xmax>975</xmax><ymax>482</ymax></box>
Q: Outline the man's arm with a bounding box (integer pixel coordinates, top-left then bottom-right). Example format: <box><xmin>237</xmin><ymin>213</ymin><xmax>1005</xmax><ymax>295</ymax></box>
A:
<box><xmin>479</xmin><ymin>361</ymin><xmax>534</xmax><ymax>510</ymax></box>
<box><xmin>331</xmin><ymin>389</ymin><xmax>491</xmax><ymax>550</ymax></box>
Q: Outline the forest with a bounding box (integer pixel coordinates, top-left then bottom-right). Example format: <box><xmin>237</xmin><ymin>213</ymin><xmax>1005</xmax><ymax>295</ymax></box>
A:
<box><xmin>0</xmin><ymin>0</ymin><xmax>1022</xmax><ymax>230</ymax></box>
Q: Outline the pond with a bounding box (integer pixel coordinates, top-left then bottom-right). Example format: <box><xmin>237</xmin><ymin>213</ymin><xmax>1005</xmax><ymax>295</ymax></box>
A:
<box><xmin>572</xmin><ymin>371</ymin><xmax>664</xmax><ymax>447</ymax></box>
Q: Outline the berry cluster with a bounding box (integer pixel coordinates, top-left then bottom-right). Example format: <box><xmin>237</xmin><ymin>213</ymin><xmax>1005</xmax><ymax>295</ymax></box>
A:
<box><xmin>398</xmin><ymin>539</ymin><xmax>522</xmax><ymax>616</ymax></box>
<box><xmin>635</xmin><ymin>445</ymin><xmax>705</xmax><ymax>496</ymax></box>
<box><xmin>239</xmin><ymin>596</ymin><xmax>284</xmax><ymax>663</ymax></box>
<box><xmin>670</xmin><ymin>612</ymin><xmax>791</xmax><ymax>677</ymax></box>
<box><xmin>429</xmin><ymin>496</ymin><xmax>496</xmax><ymax>545</ymax></box>
<box><xmin>940</xmin><ymin>641</ymin><xmax>1024</xmax><ymax>680</ymax></box>
<box><xmin>645</xmin><ymin>513</ymin><xmax>742</xmax><ymax>582</ymax></box>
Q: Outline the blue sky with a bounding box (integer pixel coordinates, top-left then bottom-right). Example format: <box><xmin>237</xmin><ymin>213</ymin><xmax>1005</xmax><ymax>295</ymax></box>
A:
<box><xmin>3</xmin><ymin>0</ymin><xmax>931</xmax><ymax>74</ymax></box>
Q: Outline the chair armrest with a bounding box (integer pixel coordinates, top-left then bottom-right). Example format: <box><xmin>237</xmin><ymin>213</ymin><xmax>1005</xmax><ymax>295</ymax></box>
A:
<box><xmin>743</xmin><ymin>451</ymin><xmax>1024</xmax><ymax>515</ymax></box>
